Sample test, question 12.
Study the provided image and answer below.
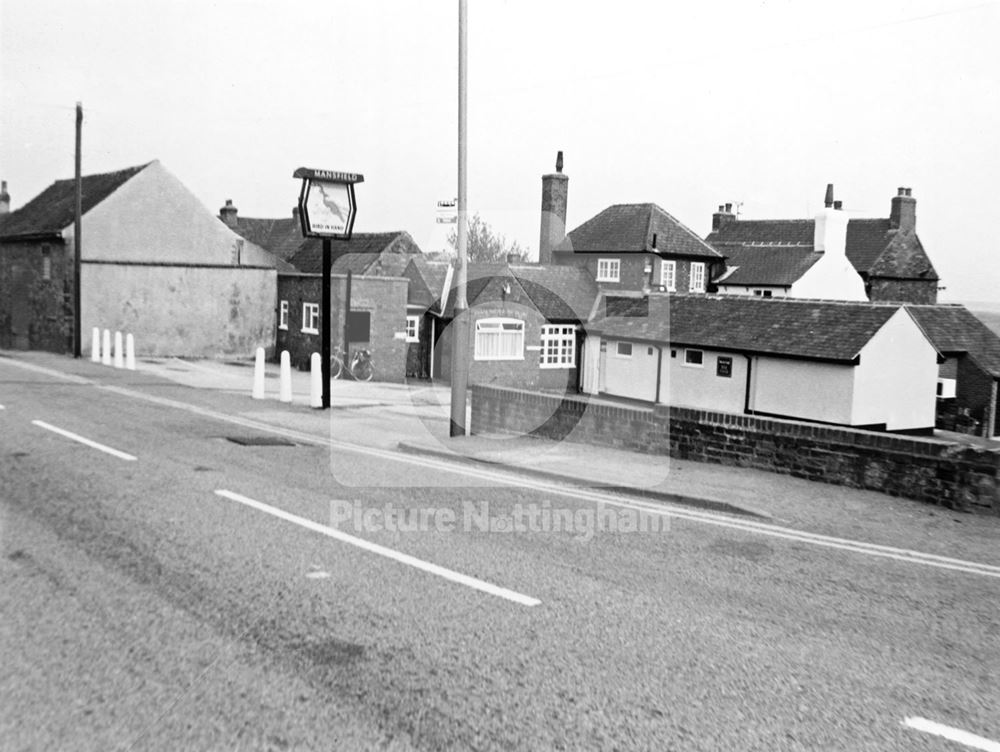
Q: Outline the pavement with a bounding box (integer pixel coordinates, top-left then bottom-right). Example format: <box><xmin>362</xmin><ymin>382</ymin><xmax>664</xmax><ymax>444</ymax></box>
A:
<box><xmin>4</xmin><ymin>350</ymin><xmax>993</xmax><ymax>564</ymax></box>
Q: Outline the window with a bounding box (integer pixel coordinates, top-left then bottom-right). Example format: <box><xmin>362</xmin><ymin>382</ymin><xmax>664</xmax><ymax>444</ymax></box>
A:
<box><xmin>41</xmin><ymin>245</ymin><xmax>52</xmax><ymax>281</ymax></box>
<box><xmin>596</xmin><ymin>258</ymin><xmax>620</xmax><ymax>282</ymax></box>
<box><xmin>683</xmin><ymin>349</ymin><xmax>704</xmax><ymax>367</ymax></box>
<box><xmin>405</xmin><ymin>315</ymin><xmax>420</xmax><ymax>343</ymax></box>
<box><xmin>279</xmin><ymin>300</ymin><xmax>289</xmax><ymax>330</ymax></box>
<box><xmin>474</xmin><ymin>318</ymin><xmax>524</xmax><ymax>361</ymax></box>
<box><xmin>347</xmin><ymin>311</ymin><xmax>371</xmax><ymax>343</ymax></box>
<box><xmin>689</xmin><ymin>262</ymin><xmax>706</xmax><ymax>292</ymax></box>
<box><xmin>661</xmin><ymin>260</ymin><xmax>676</xmax><ymax>291</ymax></box>
<box><xmin>302</xmin><ymin>303</ymin><xmax>320</xmax><ymax>334</ymax></box>
<box><xmin>615</xmin><ymin>341</ymin><xmax>633</xmax><ymax>358</ymax></box>
<box><xmin>540</xmin><ymin>325</ymin><xmax>576</xmax><ymax>368</ymax></box>
<box><xmin>753</xmin><ymin>289</ymin><xmax>773</xmax><ymax>298</ymax></box>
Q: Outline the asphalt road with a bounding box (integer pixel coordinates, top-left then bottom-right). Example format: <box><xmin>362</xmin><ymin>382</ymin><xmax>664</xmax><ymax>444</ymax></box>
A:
<box><xmin>1</xmin><ymin>356</ymin><xmax>998</xmax><ymax>751</ymax></box>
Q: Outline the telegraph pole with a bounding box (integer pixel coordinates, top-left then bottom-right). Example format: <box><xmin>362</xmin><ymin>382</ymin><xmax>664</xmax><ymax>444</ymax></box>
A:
<box><xmin>73</xmin><ymin>102</ymin><xmax>83</xmax><ymax>358</ymax></box>
<box><xmin>449</xmin><ymin>0</ymin><xmax>470</xmax><ymax>436</ymax></box>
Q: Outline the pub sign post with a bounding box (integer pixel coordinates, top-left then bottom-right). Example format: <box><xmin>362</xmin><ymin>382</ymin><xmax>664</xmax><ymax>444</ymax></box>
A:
<box><xmin>294</xmin><ymin>167</ymin><xmax>364</xmax><ymax>409</ymax></box>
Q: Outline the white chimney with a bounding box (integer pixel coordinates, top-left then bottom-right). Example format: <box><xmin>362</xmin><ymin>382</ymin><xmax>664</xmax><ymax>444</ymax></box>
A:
<box><xmin>813</xmin><ymin>183</ymin><xmax>848</xmax><ymax>256</ymax></box>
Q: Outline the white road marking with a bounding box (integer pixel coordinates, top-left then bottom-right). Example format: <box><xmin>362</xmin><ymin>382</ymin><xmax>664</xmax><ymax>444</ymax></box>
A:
<box><xmin>305</xmin><ymin>571</ymin><xmax>331</xmax><ymax>580</ymax></box>
<box><xmin>214</xmin><ymin>489</ymin><xmax>541</xmax><ymax>607</ymax></box>
<box><xmin>31</xmin><ymin>420</ymin><xmax>137</xmax><ymax>462</ymax></box>
<box><xmin>0</xmin><ymin>404</ymin><xmax>5</xmax><ymax>409</ymax></box>
<box><xmin>903</xmin><ymin>717</ymin><xmax>1000</xmax><ymax>751</ymax></box>
<box><xmin>95</xmin><ymin>384</ymin><xmax>1000</xmax><ymax>579</ymax></box>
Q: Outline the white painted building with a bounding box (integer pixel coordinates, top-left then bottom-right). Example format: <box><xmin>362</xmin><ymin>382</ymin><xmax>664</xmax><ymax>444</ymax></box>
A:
<box><xmin>585</xmin><ymin>294</ymin><xmax>940</xmax><ymax>433</ymax></box>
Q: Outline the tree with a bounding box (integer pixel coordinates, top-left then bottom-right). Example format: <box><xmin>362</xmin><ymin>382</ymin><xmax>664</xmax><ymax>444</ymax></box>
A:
<box><xmin>448</xmin><ymin>213</ymin><xmax>530</xmax><ymax>263</ymax></box>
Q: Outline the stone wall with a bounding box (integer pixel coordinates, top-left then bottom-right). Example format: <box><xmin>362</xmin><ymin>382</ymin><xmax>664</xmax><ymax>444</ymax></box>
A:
<box><xmin>470</xmin><ymin>385</ymin><xmax>1000</xmax><ymax>513</ymax></box>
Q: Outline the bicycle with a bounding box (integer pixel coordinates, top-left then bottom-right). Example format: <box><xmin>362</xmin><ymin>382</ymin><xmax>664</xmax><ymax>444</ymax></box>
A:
<box><xmin>330</xmin><ymin>346</ymin><xmax>374</xmax><ymax>382</ymax></box>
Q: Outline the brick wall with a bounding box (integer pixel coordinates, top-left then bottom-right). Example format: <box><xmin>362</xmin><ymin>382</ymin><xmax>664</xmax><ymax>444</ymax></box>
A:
<box><xmin>470</xmin><ymin>385</ymin><xmax>1000</xmax><ymax>513</ymax></box>
<box><xmin>0</xmin><ymin>239</ymin><xmax>73</xmax><ymax>352</ymax></box>
<box><xmin>276</xmin><ymin>273</ymin><xmax>408</xmax><ymax>382</ymax></box>
<box><xmin>868</xmin><ymin>278</ymin><xmax>938</xmax><ymax>305</ymax></box>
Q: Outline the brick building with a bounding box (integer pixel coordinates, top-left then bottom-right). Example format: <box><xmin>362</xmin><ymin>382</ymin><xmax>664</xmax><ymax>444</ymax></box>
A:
<box><xmin>434</xmin><ymin>262</ymin><xmax>597</xmax><ymax>391</ymax></box>
<box><xmin>908</xmin><ymin>305</ymin><xmax>1000</xmax><ymax>437</ymax></box>
<box><xmin>706</xmin><ymin>185</ymin><xmax>940</xmax><ymax>304</ymax></box>
<box><xmin>276</xmin><ymin>272</ymin><xmax>409</xmax><ymax>382</ymax></box>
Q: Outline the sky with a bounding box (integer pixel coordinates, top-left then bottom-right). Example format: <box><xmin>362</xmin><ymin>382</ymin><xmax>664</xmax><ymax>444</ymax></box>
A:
<box><xmin>2</xmin><ymin>0</ymin><xmax>998</xmax><ymax>303</ymax></box>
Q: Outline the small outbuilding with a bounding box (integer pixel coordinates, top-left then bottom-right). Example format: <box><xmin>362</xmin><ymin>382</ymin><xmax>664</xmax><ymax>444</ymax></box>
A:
<box><xmin>585</xmin><ymin>294</ymin><xmax>940</xmax><ymax>433</ymax></box>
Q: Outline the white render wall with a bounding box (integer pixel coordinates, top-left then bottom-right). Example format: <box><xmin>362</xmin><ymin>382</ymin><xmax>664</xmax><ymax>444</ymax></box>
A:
<box><xmin>852</xmin><ymin>308</ymin><xmax>938</xmax><ymax>430</ymax></box>
<box><xmin>717</xmin><ymin>285</ymin><xmax>791</xmax><ymax>298</ymax></box>
<box><xmin>601</xmin><ymin>339</ymin><xmax>660</xmax><ymax>402</ymax></box>
<box><xmin>751</xmin><ymin>356</ymin><xmax>856</xmax><ymax>424</ymax></box>
<box><xmin>664</xmin><ymin>347</ymin><xmax>746</xmax><ymax>412</ymax></box>
<box><xmin>64</xmin><ymin>160</ymin><xmax>275</xmax><ymax>267</ymax></box>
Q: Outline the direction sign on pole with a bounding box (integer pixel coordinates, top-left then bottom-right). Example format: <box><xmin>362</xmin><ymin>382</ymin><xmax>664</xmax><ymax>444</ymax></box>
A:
<box><xmin>293</xmin><ymin>167</ymin><xmax>364</xmax><ymax>240</ymax></box>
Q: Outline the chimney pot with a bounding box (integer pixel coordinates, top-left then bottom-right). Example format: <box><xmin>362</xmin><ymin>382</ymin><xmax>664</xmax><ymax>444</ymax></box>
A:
<box><xmin>555</xmin><ymin>151</ymin><xmax>563</xmax><ymax>173</ymax></box>
<box><xmin>718</xmin><ymin>205</ymin><xmax>725</xmax><ymax>212</ymax></box>
<box><xmin>833</xmin><ymin>200</ymin><xmax>843</xmax><ymax>210</ymax></box>
<box><xmin>889</xmin><ymin>186</ymin><xmax>916</xmax><ymax>232</ymax></box>
<box><xmin>724</xmin><ymin>202</ymin><xmax>732</xmax><ymax>213</ymax></box>
<box><xmin>824</xmin><ymin>184</ymin><xmax>835</xmax><ymax>208</ymax></box>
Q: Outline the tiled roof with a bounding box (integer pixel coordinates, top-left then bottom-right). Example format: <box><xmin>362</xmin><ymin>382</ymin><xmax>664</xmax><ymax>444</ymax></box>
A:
<box><xmin>508</xmin><ymin>265</ymin><xmax>598</xmax><ymax>320</ymax></box>
<box><xmin>707</xmin><ymin>219</ymin><xmax>814</xmax><ymax>247</ymax></box>
<box><xmin>288</xmin><ymin>231</ymin><xmax>419</xmax><ymax>273</ymax></box>
<box><xmin>441</xmin><ymin>263</ymin><xmax>598</xmax><ymax>321</ymax></box>
<box><xmin>403</xmin><ymin>256</ymin><xmax>452</xmax><ymax>310</ymax></box>
<box><xmin>908</xmin><ymin>305</ymin><xmax>1000</xmax><ymax>377</ymax></box>
<box><xmin>229</xmin><ymin>216</ymin><xmax>304</xmax><ymax>262</ymax></box>
<box><xmin>714</xmin><ymin>245</ymin><xmax>822</xmax><ymax>287</ymax></box>
<box><xmin>566</xmin><ymin>203</ymin><xmax>723</xmax><ymax>259</ymax></box>
<box><xmin>588</xmin><ymin>294</ymin><xmax>903</xmax><ymax>362</ymax></box>
<box><xmin>707</xmin><ymin>218</ymin><xmax>938</xmax><ymax>281</ymax></box>
<box><xmin>0</xmin><ymin>163</ymin><xmax>150</xmax><ymax>239</ymax></box>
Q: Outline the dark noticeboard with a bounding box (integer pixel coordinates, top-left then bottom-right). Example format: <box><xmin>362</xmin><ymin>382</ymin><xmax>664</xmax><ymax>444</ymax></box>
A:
<box><xmin>347</xmin><ymin>311</ymin><xmax>371</xmax><ymax>343</ymax></box>
<box><xmin>717</xmin><ymin>356</ymin><xmax>733</xmax><ymax>378</ymax></box>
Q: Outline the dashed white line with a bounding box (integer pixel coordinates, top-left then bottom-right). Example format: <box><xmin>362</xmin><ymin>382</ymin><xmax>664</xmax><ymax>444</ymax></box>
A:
<box><xmin>31</xmin><ymin>420</ymin><xmax>137</xmax><ymax>461</ymax></box>
<box><xmin>97</xmin><ymin>383</ymin><xmax>1000</xmax><ymax>580</ymax></box>
<box><xmin>214</xmin><ymin>489</ymin><xmax>540</xmax><ymax>608</ymax></box>
<box><xmin>903</xmin><ymin>717</ymin><xmax>1000</xmax><ymax>751</ymax></box>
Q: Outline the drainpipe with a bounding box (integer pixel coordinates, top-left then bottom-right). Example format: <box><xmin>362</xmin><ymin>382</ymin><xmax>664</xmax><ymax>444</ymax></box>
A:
<box><xmin>655</xmin><ymin>345</ymin><xmax>663</xmax><ymax>403</ymax></box>
<box><xmin>743</xmin><ymin>354</ymin><xmax>754</xmax><ymax>414</ymax></box>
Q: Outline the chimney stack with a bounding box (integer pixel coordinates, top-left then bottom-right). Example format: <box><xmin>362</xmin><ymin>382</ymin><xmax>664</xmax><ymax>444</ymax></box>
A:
<box><xmin>814</xmin><ymin>183</ymin><xmax>848</xmax><ymax>255</ymax></box>
<box><xmin>538</xmin><ymin>151</ymin><xmax>569</xmax><ymax>265</ymax></box>
<box><xmin>712</xmin><ymin>202</ymin><xmax>736</xmax><ymax>231</ymax></box>
<box><xmin>0</xmin><ymin>180</ymin><xmax>9</xmax><ymax>215</ymax></box>
<box><xmin>889</xmin><ymin>186</ymin><xmax>916</xmax><ymax>233</ymax></box>
<box><xmin>220</xmin><ymin>199</ymin><xmax>238</xmax><ymax>228</ymax></box>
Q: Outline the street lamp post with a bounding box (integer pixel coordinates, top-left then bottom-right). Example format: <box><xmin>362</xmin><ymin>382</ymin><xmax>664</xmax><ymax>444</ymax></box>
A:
<box><xmin>450</xmin><ymin>0</ymin><xmax>470</xmax><ymax>436</ymax></box>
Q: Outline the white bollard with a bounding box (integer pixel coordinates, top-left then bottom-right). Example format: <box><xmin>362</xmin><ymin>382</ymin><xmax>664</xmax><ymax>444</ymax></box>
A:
<box><xmin>113</xmin><ymin>331</ymin><xmax>124</xmax><ymax>369</ymax></box>
<box><xmin>101</xmin><ymin>330</ymin><xmax>112</xmax><ymax>366</ymax></box>
<box><xmin>310</xmin><ymin>352</ymin><xmax>322</xmax><ymax>408</ymax></box>
<box><xmin>90</xmin><ymin>327</ymin><xmax>101</xmax><ymax>363</ymax></box>
<box><xmin>252</xmin><ymin>347</ymin><xmax>266</xmax><ymax>400</ymax></box>
<box><xmin>279</xmin><ymin>350</ymin><xmax>292</xmax><ymax>403</ymax></box>
<box><xmin>125</xmin><ymin>333</ymin><xmax>136</xmax><ymax>371</ymax></box>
